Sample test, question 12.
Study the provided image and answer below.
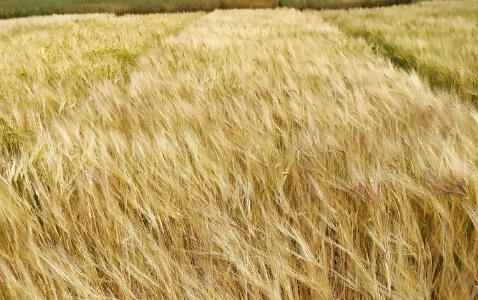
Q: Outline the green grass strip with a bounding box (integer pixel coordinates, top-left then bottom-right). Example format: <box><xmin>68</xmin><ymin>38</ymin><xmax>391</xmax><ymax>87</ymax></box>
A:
<box><xmin>325</xmin><ymin>20</ymin><xmax>477</xmax><ymax>104</ymax></box>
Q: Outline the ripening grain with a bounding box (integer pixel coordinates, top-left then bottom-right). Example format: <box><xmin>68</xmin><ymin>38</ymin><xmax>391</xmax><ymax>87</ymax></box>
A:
<box><xmin>0</xmin><ymin>12</ymin><xmax>201</xmax><ymax>161</ymax></box>
<box><xmin>1</xmin><ymin>8</ymin><xmax>478</xmax><ymax>299</ymax></box>
<box><xmin>321</xmin><ymin>0</ymin><xmax>478</xmax><ymax>103</ymax></box>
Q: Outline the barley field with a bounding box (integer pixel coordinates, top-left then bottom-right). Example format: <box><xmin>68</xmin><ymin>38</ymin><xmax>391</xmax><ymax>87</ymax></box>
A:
<box><xmin>1</xmin><ymin>2</ymin><xmax>478</xmax><ymax>300</ymax></box>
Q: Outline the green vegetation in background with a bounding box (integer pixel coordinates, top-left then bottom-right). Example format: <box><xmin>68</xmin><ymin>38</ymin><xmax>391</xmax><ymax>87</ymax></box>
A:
<box><xmin>279</xmin><ymin>0</ymin><xmax>411</xmax><ymax>9</ymax></box>
<box><xmin>0</xmin><ymin>0</ymin><xmax>410</xmax><ymax>19</ymax></box>
<box><xmin>321</xmin><ymin>0</ymin><xmax>478</xmax><ymax>103</ymax></box>
<box><xmin>0</xmin><ymin>0</ymin><xmax>272</xmax><ymax>19</ymax></box>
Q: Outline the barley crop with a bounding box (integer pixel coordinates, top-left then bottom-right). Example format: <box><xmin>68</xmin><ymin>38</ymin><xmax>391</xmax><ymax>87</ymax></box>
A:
<box><xmin>1</xmin><ymin>8</ymin><xmax>478</xmax><ymax>299</ymax></box>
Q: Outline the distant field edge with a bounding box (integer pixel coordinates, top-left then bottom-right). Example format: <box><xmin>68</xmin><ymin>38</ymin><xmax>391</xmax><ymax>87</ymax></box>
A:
<box><xmin>0</xmin><ymin>0</ymin><xmax>412</xmax><ymax>19</ymax></box>
<box><xmin>279</xmin><ymin>0</ymin><xmax>412</xmax><ymax>10</ymax></box>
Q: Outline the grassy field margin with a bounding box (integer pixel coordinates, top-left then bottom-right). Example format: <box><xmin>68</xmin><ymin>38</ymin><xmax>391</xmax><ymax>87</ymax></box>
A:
<box><xmin>321</xmin><ymin>0</ymin><xmax>478</xmax><ymax>103</ymax></box>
